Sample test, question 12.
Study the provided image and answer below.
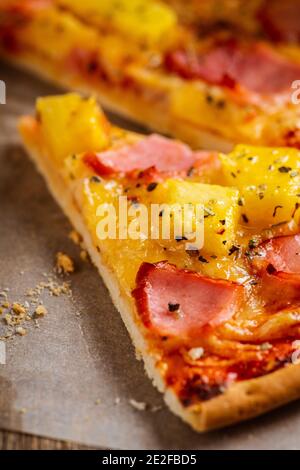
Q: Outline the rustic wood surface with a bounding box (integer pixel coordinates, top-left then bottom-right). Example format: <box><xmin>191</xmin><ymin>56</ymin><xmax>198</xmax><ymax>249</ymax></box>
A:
<box><xmin>0</xmin><ymin>429</ymin><xmax>93</xmax><ymax>450</ymax></box>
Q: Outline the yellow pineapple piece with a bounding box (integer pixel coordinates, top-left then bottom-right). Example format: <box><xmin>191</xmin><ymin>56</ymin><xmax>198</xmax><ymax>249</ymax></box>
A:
<box><xmin>21</xmin><ymin>8</ymin><xmax>98</xmax><ymax>61</ymax></box>
<box><xmin>170</xmin><ymin>83</ymin><xmax>257</xmax><ymax>144</ymax></box>
<box><xmin>37</xmin><ymin>94</ymin><xmax>110</xmax><ymax>163</ymax></box>
<box><xmin>148</xmin><ymin>179</ymin><xmax>241</xmax><ymax>256</ymax></box>
<box><xmin>221</xmin><ymin>145</ymin><xmax>300</xmax><ymax>228</ymax></box>
<box><xmin>57</xmin><ymin>0</ymin><xmax>177</xmax><ymax>47</ymax></box>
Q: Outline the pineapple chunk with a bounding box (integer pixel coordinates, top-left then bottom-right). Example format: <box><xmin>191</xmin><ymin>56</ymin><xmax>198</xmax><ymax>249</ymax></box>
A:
<box><xmin>170</xmin><ymin>83</ymin><xmax>256</xmax><ymax>144</ymax></box>
<box><xmin>37</xmin><ymin>94</ymin><xmax>110</xmax><ymax>164</ymax></box>
<box><xmin>148</xmin><ymin>179</ymin><xmax>241</xmax><ymax>256</ymax></box>
<box><xmin>58</xmin><ymin>0</ymin><xmax>177</xmax><ymax>47</ymax></box>
<box><xmin>21</xmin><ymin>8</ymin><xmax>98</xmax><ymax>61</ymax></box>
<box><xmin>221</xmin><ymin>145</ymin><xmax>300</xmax><ymax>228</ymax></box>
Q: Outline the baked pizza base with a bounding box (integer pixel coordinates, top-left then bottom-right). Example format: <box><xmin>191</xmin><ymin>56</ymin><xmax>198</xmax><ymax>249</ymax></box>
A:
<box><xmin>2</xmin><ymin>0</ymin><xmax>300</xmax><ymax>152</ymax></box>
<box><xmin>19</xmin><ymin>117</ymin><xmax>300</xmax><ymax>433</ymax></box>
<box><xmin>1</xmin><ymin>50</ymin><xmax>234</xmax><ymax>153</ymax></box>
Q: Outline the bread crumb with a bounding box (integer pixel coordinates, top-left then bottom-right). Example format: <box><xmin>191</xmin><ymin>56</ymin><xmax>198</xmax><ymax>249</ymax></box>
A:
<box><xmin>94</xmin><ymin>399</ymin><xmax>101</xmax><ymax>405</ymax></box>
<box><xmin>35</xmin><ymin>305</ymin><xmax>48</xmax><ymax>317</ymax></box>
<box><xmin>80</xmin><ymin>250</ymin><xmax>88</xmax><ymax>262</ymax></box>
<box><xmin>56</xmin><ymin>252</ymin><xmax>75</xmax><ymax>274</ymax></box>
<box><xmin>26</xmin><ymin>289</ymin><xmax>35</xmax><ymax>298</ymax></box>
<box><xmin>5</xmin><ymin>314</ymin><xmax>14</xmax><ymax>326</ymax></box>
<box><xmin>69</xmin><ymin>230</ymin><xmax>82</xmax><ymax>246</ymax></box>
<box><xmin>2</xmin><ymin>301</ymin><xmax>10</xmax><ymax>309</ymax></box>
<box><xmin>16</xmin><ymin>327</ymin><xmax>27</xmax><ymax>336</ymax></box>
<box><xmin>150</xmin><ymin>405</ymin><xmax>163</xmax><ymax>412</ymax></box>
<box><xmin>129</xmin><ymin>399</ymin><xmax>147</xmax><ymax>411</ymax></box>
<box><xmin>12</xmin><ymin>302</ymin><xmax>26</xmax><ymax>315</ymax></box>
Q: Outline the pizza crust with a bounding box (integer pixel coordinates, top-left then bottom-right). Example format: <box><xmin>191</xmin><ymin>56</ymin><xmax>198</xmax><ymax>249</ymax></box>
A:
<box><xmin>19</xmin><ymin>120</ymin><xmax>300</xmax><ymax>432</ymax></box>
<box><xmin>1</xmin><ymin>51</ymin><xmax>234</xmax><ymax>153</ymax></box>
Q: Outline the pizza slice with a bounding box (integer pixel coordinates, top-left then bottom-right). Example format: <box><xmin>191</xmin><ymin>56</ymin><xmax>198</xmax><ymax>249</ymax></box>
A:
<box><xmin>19</xmin><ymin>92</ymin><xmax>300</xmax><ymax>431</ymax></box>
<box><xmin>1</xmin><ymin>0</ymin><xmax>300</xmax><ymax>151</ymax></box>
<box><xmin>164</xmin><ymin>0</ymin><xmax>300</xmax><ymax>44</ymax></box>
<box><xmin>163</xmin><ymin>0</ymin><xmax>262</xmax><ymax>35</ymax></box>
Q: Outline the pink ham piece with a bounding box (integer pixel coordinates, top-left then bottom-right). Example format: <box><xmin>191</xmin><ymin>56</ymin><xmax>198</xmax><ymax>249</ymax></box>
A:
<box><xmin>132</xmin><ymin>261</ymin><xmax>242</xmax><ymax>338</ymax></box>
<box><xmin>83</xmin><ymin>134</ymin><xmax>217</xmax><ymax>177</ymax></box>
<box><xmin>258</xmin><ymin>0</ymin><xmax>300</xmax><ymax>44</ymax></box>
<box><xmin>252</xmin><ymin>235</ymin><xmax>300</xmax><ymax>276</ymax></box>
<box><xmin>165</xmin><ymin>41</ymin><xmax>300</xmax><ymax>95</ymax></box>
<box><xmin>251</xmin><ymin>235</ymin><xmax>300</xmax><ymax>310</ymax></box>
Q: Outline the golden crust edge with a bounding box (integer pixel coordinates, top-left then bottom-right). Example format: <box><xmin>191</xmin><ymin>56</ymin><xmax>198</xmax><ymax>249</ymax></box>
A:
<box><xmin>1</xmin><ymin>52</ymin><xmax>234</xmax><ymax>152</ymax></box>
<box><xmin>19</xmin><ymin>122</ymin><xmax>300</xmax><ymax>433</ymax></box>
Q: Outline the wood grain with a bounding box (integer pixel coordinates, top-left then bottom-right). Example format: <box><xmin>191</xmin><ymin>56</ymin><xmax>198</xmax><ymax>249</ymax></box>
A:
<box><xmin>0</xmin><ymin>430</ymin><xmax>93</xmax><ymax>450</ymax></box>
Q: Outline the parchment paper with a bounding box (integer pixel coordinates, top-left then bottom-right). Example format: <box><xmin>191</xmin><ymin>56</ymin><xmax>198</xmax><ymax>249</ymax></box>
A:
<box><xmin>1</xmin><ymin>62</ymin><xmax>300</xmax><ymax>450</ymax></box>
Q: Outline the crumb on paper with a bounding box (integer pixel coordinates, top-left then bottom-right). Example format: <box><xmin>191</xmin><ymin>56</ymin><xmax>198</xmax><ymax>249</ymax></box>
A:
<box><xmin>16</xmin><ymin>326</ymin><xmax>27</xmax><ymax>336</ymax></box>
<box><xmin>114</xmin><ymin>397</ymin><xmax>121</xmax><ymax>405</ymax></box>
<box><xmin>55</xmin><ymin>252</ymin><xmax>75</xmax><ymax>275</ymax></box>
<box><xmin>19</xmin><ymin>408</ymin><xmax>27</xmax><ymax>414</ymax></box>
<box><xmin>129</xmin><ymin>399</ymin><xmax>147</xmax><ymax>411</ymax></box>
<box><xmin>1</xmin><ymin>272</ymin><xmax>72</xmax><ymax>341</ymax></box>
<box><xmin>35</xmin><ymin>305</ymin><xmax>48</xmax><ymax>317</ymax></box>
<box><xmin>4</xmin><ymin>314</ymin><xmax>14</xmax><ymax>326</ymax></box>
<box><xmin>150</xmin><ymin>405</ymin><xmax>163</xmax><ymax>413</ymax></box>
<box><xmin>94</xmin><ymin>399</ymin><xmax>101</xmax><ymax>405</ymax></box>
<box><xmin>69</xmin><ymin>230</ymin><xmax>82</xmax><ymax>246</ymax></box>
<box><xmin>69</xmin><ymin>230</ymin><xmax>91</xmax><ymax>264</ymax></box>
<box><xmin>12</xmin><ymin>302</ymin><xmax>26</xmax><ymax>316</ymax></box>
<box><xmin>80</xmin><ymin>250</ymin><xmax>88</xmax><ymax>262</ymax></box>
<box><xmin>4</xmin><ymin>331</ymin><xmax>13</xmax><ymax>339</ymax></box>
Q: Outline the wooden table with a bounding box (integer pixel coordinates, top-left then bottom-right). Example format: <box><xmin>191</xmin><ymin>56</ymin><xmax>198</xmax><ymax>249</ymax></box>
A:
<box><xmin>0</xmin><ymin>430</ymin><xmax>92</xmax><ymax>450</ymax></box>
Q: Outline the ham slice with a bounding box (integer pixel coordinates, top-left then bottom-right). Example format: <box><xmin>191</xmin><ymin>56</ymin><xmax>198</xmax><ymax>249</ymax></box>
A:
<box><xmin>251</xmin><ymin>235</ymin><xmax>300</xmax><ymax>310</ymax></box>
<box><xmin>83</xmin><ymin>134</ymin><xmax>217</xmax><ymax>177</ymax></box>
<box><xmin>258</xmin><ymin>0</ymin><xmax>300</xmax><ymax>44</ymax></box>
<box><xmin>133</xmin><ymin>261</ymin><xmax>242</xmax><ymax>338</ymax></box>
<box><xmin>165</xmin><ymin>41</ymin><xmax>300</xmax><ymax>95</ymax></box>
<box><xmin>252</xmin><ymin>235</ymin><xmax>300</xmax><ymax>276</ymax></box>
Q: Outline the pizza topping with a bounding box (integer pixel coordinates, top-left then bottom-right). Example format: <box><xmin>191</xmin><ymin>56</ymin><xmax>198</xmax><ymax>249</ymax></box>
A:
<box><xmin>251</xmin><ymin>235</ymin><xmax>300</xmax><ymax>276</ymax></box>
<box><xmin>165</xmin><ymin>41</ymin><xmax>300</xmax><ymax>94</ymax></box>
<box><xmin>258</xmin><ymin>0</ymin><xmax>300</xmax><ymax>44</ymax></box>
<box><xmin>83</xmin><ymin>134</ymin><xmax>217</xmax><ymax>177</ymax></box>
<box><xmin>133</xmin><ymin>261</ymin><xmax>243</xmax><ymax>338</ymax></box>
<box><xmin>250</xmin><ymin>235</ymin><xmax>300</xmax><ymax>310</ymax></box>
<box><xmin>187</xmin><ymin>347</ymin><xmax>205</xmax><ymax>361</ymax></box>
